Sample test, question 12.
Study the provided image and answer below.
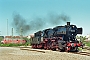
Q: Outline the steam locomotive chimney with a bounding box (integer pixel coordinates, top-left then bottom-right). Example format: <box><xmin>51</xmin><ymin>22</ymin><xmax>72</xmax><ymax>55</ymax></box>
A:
<box><xmin>67</xmin><ymin>22</ymin><xmax>70</xmax><ymax>26</ymax></box>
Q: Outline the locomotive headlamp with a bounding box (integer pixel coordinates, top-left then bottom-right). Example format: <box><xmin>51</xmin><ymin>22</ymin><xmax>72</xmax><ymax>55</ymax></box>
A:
<box><xmin>70</xmin><ymin>41</ymin><xmax>72</xmax><ymax>42</ymax></box>
<box><xmin>73</xmin><ymin>26</ymin><xmax>74</xmax><ymax>28</ymax></box>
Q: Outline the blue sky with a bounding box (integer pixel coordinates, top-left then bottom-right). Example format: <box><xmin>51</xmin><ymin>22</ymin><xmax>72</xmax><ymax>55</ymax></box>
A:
<box><xmin>0</xmin><ymin>0</ymin><xmax>90</xmax><ymax>36</ymax></box>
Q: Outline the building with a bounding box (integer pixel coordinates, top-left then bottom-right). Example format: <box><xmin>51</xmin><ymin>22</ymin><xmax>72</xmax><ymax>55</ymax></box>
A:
<box><xmin>86</xmin><ymin>34</ymin><xmax>90</xmax><ymax>41</ymax></box>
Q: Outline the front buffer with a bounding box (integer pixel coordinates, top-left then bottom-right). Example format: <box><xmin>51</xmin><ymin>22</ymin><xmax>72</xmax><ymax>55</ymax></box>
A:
<box><xmin>66</xmin><ymin>42</ymin><xmax>83</xmax><ymax>52</ymax></box>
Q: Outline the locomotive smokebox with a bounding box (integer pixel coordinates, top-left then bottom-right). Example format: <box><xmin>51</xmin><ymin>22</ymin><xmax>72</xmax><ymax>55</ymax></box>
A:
<box><xmin>67</xmin><ymin>22</ymin><xmax>70</xmax><ymax>26</ymax></box>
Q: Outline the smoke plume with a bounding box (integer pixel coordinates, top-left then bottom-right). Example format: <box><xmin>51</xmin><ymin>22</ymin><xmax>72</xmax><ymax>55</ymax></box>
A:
<box><xmin>47</xmin><ymin>13</ymin><xmax>70</xmax><ymax>25</ymax></box>
<box><xmin>12</xmin><ymin>14</ymin><xmax>30</xmax><ymax>35</ymax></box>
<box><xmin>12</xmin><ymin>13</ymin><xmax>70</xmax><ymax>35</ymax></box>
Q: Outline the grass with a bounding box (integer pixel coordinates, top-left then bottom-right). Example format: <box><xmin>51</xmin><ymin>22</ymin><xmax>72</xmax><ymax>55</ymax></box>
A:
<box><xmin>82</xmin><ymin>41</ymin><xmax>90</xmax><ymax>47</ymax></box>
<box><xmin>85</xmin><ymin>42</ymin><xmax>90</xmax><ymax>47</ymax></box>
<box><xmin>0</xmin><ymin>42</ymin><xmax>31</xmax><ymax>47</ymax></box>
<box><xmin>0</xmin><ymin>43</ymin><xmax>25</xmax><ymax>47</ymax></box>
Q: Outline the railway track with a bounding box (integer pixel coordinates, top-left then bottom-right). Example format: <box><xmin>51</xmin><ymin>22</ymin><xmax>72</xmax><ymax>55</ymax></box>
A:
<box><xmin>19</xmin><ymin>46</ymin><xmax>90</xmax><ymax>56</ymax></box>
<box><xmin>69</xmin><ymin>52</ymin><xmax>90</xmax><ymax>56</ymax></box>
<box><xmin>83</xmin><ymin>47</ymin><xmax>90</xmax><ymax>50</ymax></box>
<box><xmin>20</xmin><ymin>46</ymin><xmax>45</xmax><ymax>53</ymax></box>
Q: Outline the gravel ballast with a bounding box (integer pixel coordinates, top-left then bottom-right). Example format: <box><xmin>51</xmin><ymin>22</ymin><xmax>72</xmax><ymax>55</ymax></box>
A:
<box><xmin>0</xmin><ymin>47</ymin><xmax>90</xmax><ymax>60</ymax></box>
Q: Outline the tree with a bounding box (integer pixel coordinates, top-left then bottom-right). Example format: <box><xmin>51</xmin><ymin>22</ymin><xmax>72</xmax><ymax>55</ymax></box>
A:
<box><xmin>0</xmin><ymin>36</ymin><xmax>4</xmax><ymax>44</ymax></box>
<box><xmin>23</xmin><ymin>37</ymin><xmax>31</xmax><ymax>46</ymax></box>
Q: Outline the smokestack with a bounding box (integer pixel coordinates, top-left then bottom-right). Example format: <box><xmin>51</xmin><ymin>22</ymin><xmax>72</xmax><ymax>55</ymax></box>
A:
<box><xmin>67</xmin><ymin>22</ymin><xmax>70</xmax><ymax>26</ymax></box>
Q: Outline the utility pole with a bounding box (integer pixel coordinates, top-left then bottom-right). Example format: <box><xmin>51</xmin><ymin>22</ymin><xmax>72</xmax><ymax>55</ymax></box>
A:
<box><xmin>12</xmin><ymin>28</ymin><xmax>13</xmax><ymax>38</ymax></box>
<box><xmin>7</xmin><ymin>19</ymin><xmax>8</xmax><ymax>36</ymax></box>
<box><xmin>20</xmin><ymin>27</ymin><xmax>23</xmax><ymax>39</ymax></box>
<box><xmin>0</xmin><ymin>31</ymin><xmax>1</xmax><ymax>35</ymax></box>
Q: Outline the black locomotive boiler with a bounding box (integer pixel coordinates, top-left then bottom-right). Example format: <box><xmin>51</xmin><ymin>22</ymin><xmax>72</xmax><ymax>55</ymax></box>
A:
<box><xmin>31</xmin><ymin>22</ymin><xmax>83</xmax><ymax>52</ymax></box>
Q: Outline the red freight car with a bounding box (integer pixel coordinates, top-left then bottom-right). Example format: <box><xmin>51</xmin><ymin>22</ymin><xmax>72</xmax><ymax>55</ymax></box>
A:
<box><xmin>1</xmin><ymin>36</ymin><xmax>26</xmax><ymax>44</ymax></box>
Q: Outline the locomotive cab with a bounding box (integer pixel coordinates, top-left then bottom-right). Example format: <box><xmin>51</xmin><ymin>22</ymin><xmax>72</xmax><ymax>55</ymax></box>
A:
<box><xmin>31</xmin><ymin>31</ymin><xmax>44</xmax><ymax>44</ymax></box>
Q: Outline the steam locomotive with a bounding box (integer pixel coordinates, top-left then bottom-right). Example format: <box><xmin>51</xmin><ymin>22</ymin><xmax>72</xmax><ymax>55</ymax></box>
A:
<box><xmin>31</xmin><ymin>22</ymin><xmax>83</xmax><ymax>52</ymax></box>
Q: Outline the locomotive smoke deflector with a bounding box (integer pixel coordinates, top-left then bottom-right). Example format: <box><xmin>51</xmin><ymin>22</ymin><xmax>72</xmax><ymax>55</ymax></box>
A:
<box><xmin>77</xmin><ymin>28</ymin><xmax>82</xmax><ymax>34</ymax></box>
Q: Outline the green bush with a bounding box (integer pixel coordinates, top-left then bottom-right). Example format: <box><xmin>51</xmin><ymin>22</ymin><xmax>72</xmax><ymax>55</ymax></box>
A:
<box><xmin>24</xmin><ymin>42</ymin><xmax>31</xmax><ymax>46</ymax></box>
<box><xmin>83</xmin><ymin>41</ymin><xmax>90</xmax><ymax>47</ymax></box>
<box><xmin>86</xmin><ymin>42</ymin><xmax>90</xmax><ymax>47</ymax></box>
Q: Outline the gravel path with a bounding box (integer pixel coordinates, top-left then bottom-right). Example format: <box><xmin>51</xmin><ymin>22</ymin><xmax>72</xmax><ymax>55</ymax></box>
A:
<box><xmin>0</xmin><ymin>47</ymin><xmax>90</xmax><ymax>60</ymax></box>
